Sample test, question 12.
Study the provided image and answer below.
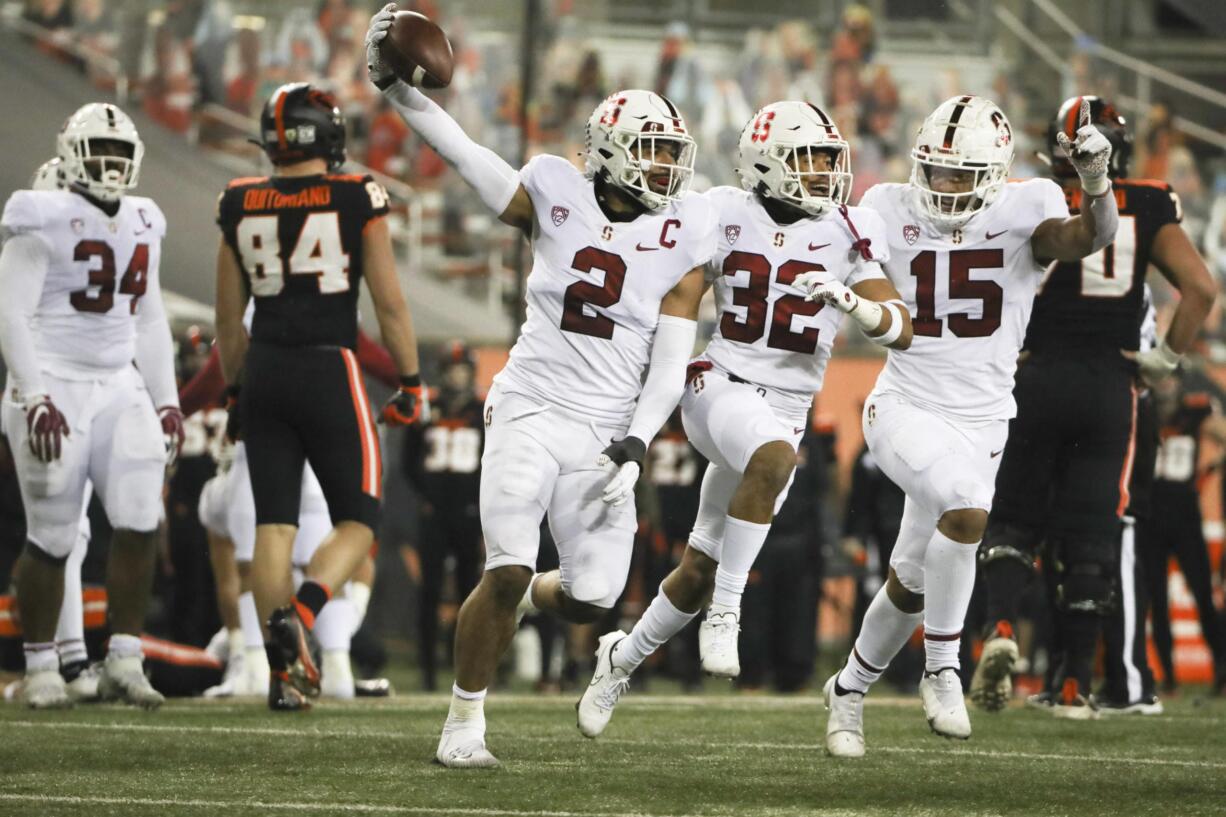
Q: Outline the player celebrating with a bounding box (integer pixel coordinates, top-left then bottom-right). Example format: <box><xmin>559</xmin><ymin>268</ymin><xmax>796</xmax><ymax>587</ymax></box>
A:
<box><xmin>577</xmin><ymin>101</ymin><xmax>912</xmax><ymax>737</ymax></box>
<box><xmin>973</xmin><ymin>97</ymin><xmax>1214</xmax><ymax>718</ymax></box>
<box><xmin>822</xmin><ymin>96</ymin><xmax>1119</xmax><ymax>757</ymax></box>
<box><xmin>214</xmin><ymin>82</ymin><xmax>425</xmax><ymax>711</ymax></box>
<box><xmin>0</xmin><ymin>103</ymin><xmax>183</xmax><ymax>709</ymax></box>
<box><xmin>367</xmin><ymin>5</ymin><xmax>716</xmax><ymax>767</ymax></box>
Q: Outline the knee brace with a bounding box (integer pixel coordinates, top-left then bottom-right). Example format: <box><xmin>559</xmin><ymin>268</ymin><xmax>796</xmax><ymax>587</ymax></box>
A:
<box><xmin>1050</xmin><ymin>536</ymin><xmax>1117</xmax><ymax>614</ymax></box>
<box><xmin>978</xmin><ymin>521</ymin><xmax>1040</xmax><ymax>569</ymax></box>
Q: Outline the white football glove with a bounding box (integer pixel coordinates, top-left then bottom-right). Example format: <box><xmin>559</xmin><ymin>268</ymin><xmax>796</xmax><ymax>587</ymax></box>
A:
<box><xmin>596</xmin><ymin>437</ymin><xmax>645</xmax><ymax>507</ymax></box>
<box><xmin>793</xmin><ymin>270</ymin><xmax>888</xmax><ymax>336</ymax></box>
<box><xmin>1125</xmin><ymin>341</ymin><xmax>1181</xmax><ymax>388</ymax></box>
<box><xmin>791</xmin><ymin>270</ymin><xmax>836</xmax><ymax>302</ymax></box>
<box><xmin>365</xmin><ymin>3</ymin><xmax>397</xmax><ymax>88</ymax></box>
<box><xmin>1055</xmin><ymin>98</ymin><xmax>1113</xmax><ymax>197</ymax></box>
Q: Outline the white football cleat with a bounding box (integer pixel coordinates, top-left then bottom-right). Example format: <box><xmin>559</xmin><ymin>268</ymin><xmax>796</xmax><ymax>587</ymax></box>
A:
<box><xmin>435</xmin><ymin>723</ymin><xmax>500</xmax><ymax>769</ymax></box>
<box><xmin>321</xmin><ymin>649</ymin><xmax>356</xmax><ymax>699</ymax></box>
<box><xmin>98</xmin><ymin>655</ymin><xmax>164</xmax><ymax>710</ymax></box>
<box><xmin>242</xmin><ymin>646</ymin><xmax>271</xmax><ymax>697</ymax></box>
<box><xmin>970</xmin><ymin>634</ymin><xmax>1018</xmax><ymax>712</ymax></box>
<box><xmin>576</xmin><ymin>630</ymin><xmax>631</xmax><ymax>738</ymax></box>
<box><xmin>699</xmin><ymin>610</ymin><xmax>741</xmax><ymax>678</ymax></box>
<box><xmin>204</xmin><ymin>644</ymin><xmax>248</xmax><ymax>698</ymax></box>
<box><xmin>64</xmin><ymin>662</ymin><xmax>102</xmax><ymax>703</ymax></box>
<box><xmin>822</xmin><ymin>672</ymin><xmax>865</xmax><ymax>758</ymax></box>
<box><xmin>22</xmin><ymin>669</ymin><xmax>73</xmax><ymax>710</ymax></box>
<box><xmin>920</xmin><ymin>668</ymin><xmax>971</xmax><ymax>739</ymax></box>
<box><xmin>204</xmin><ymin>626</ymin><xmax>231</xmax><ymax>663</ymax></box>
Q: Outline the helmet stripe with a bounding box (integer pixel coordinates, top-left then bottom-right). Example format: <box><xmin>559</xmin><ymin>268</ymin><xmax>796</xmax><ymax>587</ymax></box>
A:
<box><xmin>105</xmin><ymin>105</ymin><xmax>116</xmax><ymax>129</ymax></box>
<box><xmin>1064</xmin><ymin>96</ymin><xmax>1083</xmax><ymax>138</ymax></box>
<box><xmin>274</xmin><ymin>87</ymin><xmax>289</xmax><ymax>149</ymax></box>
<box><xmin>658</xmin><ymin>94</ymin><xmax>679</xmax><ymax>119</ymax></box>
<box><xmin>941</xmin><ymin>95</ymin><xmax>974</xmax><ymax>150</ymax></box>
<box><xmin>807</xmin><ymin>103</ymin><xmax>839</xmax><ymax>137</ymax></box>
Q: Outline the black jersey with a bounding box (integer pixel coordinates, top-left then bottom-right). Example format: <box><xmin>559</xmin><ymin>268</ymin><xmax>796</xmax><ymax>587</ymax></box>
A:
<box><xmin>216</xmin><ymin>172</ymin><xmax>390</xmax><ymax>349</ymax></box>
<box><xmin>1024</xmin><ymin>179</ymin><xmax>1182</xmax><ymax>355</ymax></box>
<box><xmin>403</xmin><ymin>393</ymin><xmax>485</xmax><ymax>507</ymax></box>
<box><xmin>648</xmin><ymin>421</ymin><xmax>706</xmax><ymax>545</ymax></box>
<box><xmin>1154</xmin><ymin>379</ymin><xmax>1219</xmax><ymax>491</ymax></box>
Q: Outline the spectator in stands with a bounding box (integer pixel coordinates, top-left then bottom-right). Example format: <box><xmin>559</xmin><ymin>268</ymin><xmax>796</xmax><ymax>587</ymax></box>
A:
<box><xmin>366</xmin><ymin>97</ymin><xmax>413</xmax><ymax>177</ymax></box>
<box><xmin>24</xmin><ymin>0</ymin><xmax>72</xmax><ymax>31</ymax></box>
<box><xmin>829</xmin><ymin>4</ymin><xmax>876</xmax><ymax>67</ymax></box>
<box><xmin>142</xmin><ymin>22</ymin><xmax>196</xmax><ymax>133</ymax></box>
<box><xmin>654</xmin><ymin>22</ymin><xmax>712</xmax><ymax>116</ymax></box>
<box><xmin>224</xmin><ymin>26</ymin><xmax>262</xmax><ymax>117</ymax></box>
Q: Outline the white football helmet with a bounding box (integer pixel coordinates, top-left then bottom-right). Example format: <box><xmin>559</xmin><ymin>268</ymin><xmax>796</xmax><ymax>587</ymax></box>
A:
<box><xmin>31</xmin><ymin>158</ymin><xmax>66</xmax><ymax>191</ymax></box>
<box><xmin>56</xmin><ymin>102</ymin><xmax>145</xmax><ymax>202</ymax></box>
<box><xmin>737</xmin><ymin>101</ymin><xmax>851</xmax><ymax>217</ymax></box>
<box><xmin>585</xmin><ymin>90</ymin><xmax>696</xmax><ymax>211</ymax></box>
<box><xmin>910</xmin><ymin>95</ymin><xmax>1014</xmax><ymax>230</ymax></box>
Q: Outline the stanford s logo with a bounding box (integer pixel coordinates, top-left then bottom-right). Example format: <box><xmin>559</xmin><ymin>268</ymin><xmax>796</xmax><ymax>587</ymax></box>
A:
<box><xmin>903</xmin><ymin>224</ymin><xmax>920</xmax><ymax>245</ymax></box>
<box><xmin>551</xmin><ymin>206</ymin><xmax>570</xmax><ymax>227</ymax></box>
<box><xmin>725</xmin><ymin>225</ymin><xmax>741</xmax><ymax>245</ymax></box>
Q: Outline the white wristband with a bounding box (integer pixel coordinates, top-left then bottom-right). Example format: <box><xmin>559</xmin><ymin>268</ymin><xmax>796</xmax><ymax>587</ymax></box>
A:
<box><xmin>868</xmin><ymin>301</ymin><xmax>905</xmax><ymax>347</ymax></box>
<box><xmin>846</xmin><ymin>297</ymin><xmax>883</xmax><ymax>334</ymax></box>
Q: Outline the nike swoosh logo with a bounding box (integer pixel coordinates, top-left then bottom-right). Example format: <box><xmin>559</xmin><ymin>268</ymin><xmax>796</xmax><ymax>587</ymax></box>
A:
<box><xmin>990</xmin><ymin>450</ymin><xmax>1003</xmax><ymax>458</ymax></box>
<box><xmin>986</xmin><ymin>230</ymin><xmax>1006</xmax><ymax>240</ymax></box>
<box><xmin>636</xmin><ymin>243</ymin><xmax>659</xmax><ymax>252</ymax></box>
<box><xmin>793</xmin><ymin>427</ymin><xmax>805</xmax><ymax>435</ymax></box>
<box><xmin>808</xmin><ymin>242</ymin><xmax>830</xmax><ymax>251</ymax></box>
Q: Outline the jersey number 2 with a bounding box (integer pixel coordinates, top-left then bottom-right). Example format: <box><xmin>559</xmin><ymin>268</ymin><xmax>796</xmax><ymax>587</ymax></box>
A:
<box><xmin>235</xmin><ymin>213</ymin><xmax>350</xmax><ymax>296</ymax></box>
<box><xmin>911</xmin><ymin>249</ymin><xmax>1003</xmax><ymax>338</ymax></box>
<box><xmin>561</xmin><ymin>247</ymin><xmax>626</xmax><ymax>339</ymax></box>
<box><xmin>70</xmin><ymin>240</ymin><xmax>149</xmax><ymax>314</ymax></box>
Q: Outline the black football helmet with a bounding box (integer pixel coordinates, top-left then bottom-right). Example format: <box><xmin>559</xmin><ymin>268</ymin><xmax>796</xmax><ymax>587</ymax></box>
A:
<box><xmin>1045</xmin><ymin>95</ymin><xmax>1132</xmax><ymax>181</ymax></box>
<box><xmin>439</xmin><ymin>340</ymin><xmax>476</xmax><ymax>371</ymax></box>
<box><xmin>257</xmin><ymin>83</ymin><xmax>347</xmax><ymax>169</ymax></box>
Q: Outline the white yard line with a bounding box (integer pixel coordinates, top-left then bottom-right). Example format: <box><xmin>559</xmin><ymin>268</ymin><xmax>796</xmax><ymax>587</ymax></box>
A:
<box><xmin>6</xmin><ymin>719</ymin><xmax>1225</xmax><ymax>770</ymax></box>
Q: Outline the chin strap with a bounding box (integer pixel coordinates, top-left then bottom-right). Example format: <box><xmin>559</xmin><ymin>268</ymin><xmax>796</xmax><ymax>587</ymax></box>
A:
<box><xmin>837</xmin><ymin>204</ymin><xmax>874</xmax><ymax>261</ymax></box>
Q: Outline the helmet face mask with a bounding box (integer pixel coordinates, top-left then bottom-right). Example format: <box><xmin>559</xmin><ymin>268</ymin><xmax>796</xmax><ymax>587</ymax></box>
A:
<box><xmin>737</xmin><ymin>102</ymin><xmax>852</xmax><ymax>218</ymax></box>
<box><xmin>57</xmin><ymin>103</ymin><xmax>144</xmax><ymax>202</ymax></box>
<box><xmin>909</xmin><ymin>96</ymin><xmax>1013</xmax><ymax>231</ymax></box>
<box><xmin>586</xmin><ymin>91</ymin><xmax>696</xmax><ymax>211</ymax></box>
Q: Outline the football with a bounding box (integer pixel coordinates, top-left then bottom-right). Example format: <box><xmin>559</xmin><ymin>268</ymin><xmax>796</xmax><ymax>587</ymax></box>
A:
<box><xmin>378</xmin><ymin>11</ymin><xmax>454</xmax><ymax>89</ymax></box>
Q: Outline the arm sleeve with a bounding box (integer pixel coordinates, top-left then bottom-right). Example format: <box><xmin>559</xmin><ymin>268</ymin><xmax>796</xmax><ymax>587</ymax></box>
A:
<box><xmin>0</xmin><ymin>233</ymin><xmax>50</xmax><ymax>398</ymax></box>
<box><xmin>356</xmin><ymin>329</ymin><xmax>400</xmax><ymax>389</ymax></box>
<box><xmin>133</xmin><ymin>250</ymin><xmax>179</xmax><ymax>408</ymax></box>
<box><xmin>626</xmin><ymin>315</ymin><xmax>697</xmax><ymax>444</ymax></box>
<box><xmin>179</xmin><ymin>346</ymin><xmax>225</xmax><ymax>416</ymax></box>
<box><xmin>382</xmin><ymin>84</ymin><xmax>521</xmax><ymax>215</ymax></box>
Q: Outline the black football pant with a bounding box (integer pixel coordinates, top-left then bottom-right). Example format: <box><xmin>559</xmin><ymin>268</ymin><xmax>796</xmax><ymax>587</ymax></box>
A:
<box><xmin>1100</xmin><ymin>516</ymin><xmax>1156</xmax><ymax>702</ymax></box>
<box><xmin>1141</xmin><ymin>486</ymin><xmax>1226</xmax><ymax>687</ymax></box>
<box><xmin>416</xmin><ymin>500</ymin><xmax>482</xmax><ymax>690</ymax></box>
<box><xmin>739</xmin><ymin>536</ymin><xmax>818</xmax><ymax>692</ymax></box>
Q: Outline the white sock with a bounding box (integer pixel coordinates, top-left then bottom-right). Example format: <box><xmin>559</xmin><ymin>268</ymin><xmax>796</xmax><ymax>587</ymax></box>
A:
<box><xmin>922</xmin><ymin>529</ymin><xmax>977</xmax><ymax>672</ymax></box>
<box><xmin>314</xmin><ymin>597</ymin><xmax>356</xmax><ymax>652</ymax></box>
<box><xmin>56</xmin><ymin>541</ymin><xmax>85</xmax><ymax>650</ymax></box>
<box><xmin>615</xmin><ymin>587</ymin><xmax>698</xmax><ymax>673</ymax></box>
<box><xmin>837</xmin><ymin>586</ymin><xmax>922</xmax><ymax>694</ymax></box>
<box><xmin>446</xmin><ymin>684</ymin><xmax>487</xmax><ymax>729</ymax></box>
<box><xmin>711</xmin><ymin>516</ymin><xmax>771</xmax><ymax>609</ymax></box>
<box><xmin>24</xmin><ymin>642</ymin><xmax>58</xmax><ymax>673</ymax></box>
<box><xmin>108</xmin><ymin>633</ymin><xmax>143</xmax><ymax>660</ymax></box>
<box><xmin>238</xmin><ymin>591</ymin><xmax>264</xmax><ymax>649</ymax></box>
<box><xmin>227</xmin><ymin>628</ymin><xmax>244</xmax><ymax>663</ymax></box>
<box><xmin>346</xmin><ymin>581</ymin><xmax>372</xmax><ymax>629</ymax></box>
<box><xmin>519</xmin><ymin>573</ymin><xmax>541</xmax><ymax>615</ymax></box>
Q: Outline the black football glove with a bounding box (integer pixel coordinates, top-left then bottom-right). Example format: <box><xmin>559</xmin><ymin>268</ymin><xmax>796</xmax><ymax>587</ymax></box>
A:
<box><xmin>224</xmin><ymin>385</ymin><xmax>242</xmax><ymax>442</ymax></box>
<box><xmin>380</xmin><ymin>375</ymin><xmax>429</xmax><ymax>426</ymax></box>
<box><xmin>597</xmin><ymin>436</ymin><xmax>646</xmax><ymax>506</ymax></box>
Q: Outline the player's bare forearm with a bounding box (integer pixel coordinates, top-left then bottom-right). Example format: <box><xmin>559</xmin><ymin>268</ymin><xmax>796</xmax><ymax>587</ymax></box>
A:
<box><xmin>659</xmin><ymin>265</ymin><xmax>710</xmax><ymax>320</ymax></box>
<box><xmin>1152</xmin><ymin>223</ymin><xmax>1216</xmax><ymax>354</ymax></box>
<box><xmin>363</xmin><ymin>219</ymin><xmax>421</xmax><ymax>378</ymax></box>
<box><xmin>214</xmin><ymin>238</ymin><xmax>249</xmax><ymax>385</ymax></box>
<box><xmin>851</xmin><ymin>278</ymin><xmax>912</xmax><ymax>350</ymax></box>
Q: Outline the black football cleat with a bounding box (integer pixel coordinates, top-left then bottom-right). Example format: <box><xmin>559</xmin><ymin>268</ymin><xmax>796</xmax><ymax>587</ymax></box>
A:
<box><xmin>267</xmin><ymin>606</ymin><xmax>322</xmax><ymax>699</ymax></box>
<box><xmin>268</xmin><ymin>670</ymin><xmax>312</xmax><ymax>712</ymax></box>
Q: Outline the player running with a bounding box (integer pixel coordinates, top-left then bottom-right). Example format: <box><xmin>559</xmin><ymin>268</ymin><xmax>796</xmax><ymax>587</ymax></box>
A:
<box><xmin>214</xmin><ymin>82</ymin><xmax>425</xmax><ymax>711</ymax></box>
<box><xmin>973</xmin><ymin>96</ymin><xmax>1215</xmax><ymax>718</ymax></box>
<box><xmin>577</xmin><ymin>101</ymin><xmax>912</xmax><ymax>737</ymax></box>
<box><xmin>0</xmin><ymin>103</ymin><xmax>183</xmax><ymax>710</ymax></box>
<box><xmin>368</xmin><ymin>5</ymin><xmax>717</xmax><ymax>768</ymax></box>
<box><xmin>822</xmin><ymin>96</ymin><xmax>1119</xmax><ymax>757</ymax></box>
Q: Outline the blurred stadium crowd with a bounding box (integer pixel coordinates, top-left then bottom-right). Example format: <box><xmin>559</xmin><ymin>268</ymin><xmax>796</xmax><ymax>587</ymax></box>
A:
<box><xmin>4</xmin><ymin>0</ymin><xmax>1224</xmax><ymax>697</ymax></box>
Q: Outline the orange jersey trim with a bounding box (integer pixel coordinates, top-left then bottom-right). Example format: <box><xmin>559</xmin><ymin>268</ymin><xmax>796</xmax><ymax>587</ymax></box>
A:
<box><xmin>227</xmin><ymin>176</ymin><xmax>269</xmax><ymax>189</ymax></box>
<box><xmin>326</xmin><ymin>173</ymin><xmax>369</xmax><ymax>183</ymax></box>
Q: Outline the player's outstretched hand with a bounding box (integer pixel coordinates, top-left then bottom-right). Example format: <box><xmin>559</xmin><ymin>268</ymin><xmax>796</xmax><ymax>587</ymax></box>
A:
<box><xmin>24</xmin><ymin>394</ymin><xmax>70</xmax><ymax>463</ymax></box>
<box><xmin>1056</xmin><ymin>98</ymin><xmax>1112</xmax><ymax>197</ymax></box>
<box><xmin>597</xmin><ymin>436</ymin><xmax>646</xmax><ymax>506</ymax></box>
<box><xmin>158</xmin><ymin>406</ymin><xmax>186</xmax><ymax>467</ymax></box>
<box><xmin>365</xmin><ymin>3</ymin><xmax>397</xmax><ymax>87</ymax></box>
<box><xmin>380</xmin><ymin>380</ymin><xmax>430</xmax><ymax>426</ymax></box>
<box><xmin>1122</xmin><ymin>344</ymin><xmax>1181</xmax><ymax>388</ymax></box>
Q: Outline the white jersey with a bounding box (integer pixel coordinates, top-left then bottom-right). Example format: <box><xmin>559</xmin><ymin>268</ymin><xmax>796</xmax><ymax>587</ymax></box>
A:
<box><xmin>494</xmin><ymin>155</ymin><xmax>718</xmax><ymax>425</ymax></box>
<box><xmin>0</xmin><ymin>189</ymin><xmax>166</xmax><ymax>379</ymax></box>
<box><xmin>864</xmin><ymin>180</ymin><xmax>1069</xmax><ymax>423</ymax></box>
<box><xmin>700</xmin><ymin>186</ymin><xmax>888</xmax><ymax>417</ymax></box>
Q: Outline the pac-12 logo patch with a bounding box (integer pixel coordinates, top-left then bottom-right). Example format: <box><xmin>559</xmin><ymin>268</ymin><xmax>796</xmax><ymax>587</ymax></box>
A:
<box><xmin>903</xmin><ymin>224</ymin><xmax>920</xmax><ymax>245</ymax></box>
<box><xmin>725</xmin><ymin>225</ymin><xmax>741</xmax><ymax>245</ymax></box>
<box><xmin>551</xmin><ymin>206</ymin><xmax>569</xmax><ymax>226</ymax></box>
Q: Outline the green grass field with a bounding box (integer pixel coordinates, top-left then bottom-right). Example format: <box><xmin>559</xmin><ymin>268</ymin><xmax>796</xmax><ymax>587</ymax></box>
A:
<box><xmin>2</xmin><ymin>691</ymin><xmax>1224</xmax><ymax>817</ymax></box>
